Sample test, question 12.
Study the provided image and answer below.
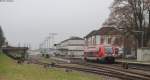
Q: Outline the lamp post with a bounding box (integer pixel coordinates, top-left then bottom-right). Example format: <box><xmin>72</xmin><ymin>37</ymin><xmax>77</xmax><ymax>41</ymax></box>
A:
<box><xmin>117</xmin><ymin>27</ymin><xmax>126</xmax><ymax>58</ymax></box>
<box><xmin>49</xmin><ymin>33</ymin><xmax>57</xmax><ymax>48</ymax></box>
<box><xmin>117</xmin><ymin>27</ymin><xmax>129</xmax><ymax>69</ymax></box>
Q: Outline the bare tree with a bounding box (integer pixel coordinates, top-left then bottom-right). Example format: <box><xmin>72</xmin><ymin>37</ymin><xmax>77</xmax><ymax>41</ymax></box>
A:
<box><xmin>104</xmin><ymin>0</ymin><xmax>150</xmax><ymax>48</ymax></box>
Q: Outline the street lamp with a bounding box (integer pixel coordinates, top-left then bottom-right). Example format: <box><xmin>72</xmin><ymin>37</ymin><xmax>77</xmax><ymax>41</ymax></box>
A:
<box><xmin>117</xmin><ymin>27</ymin><xmax>126</xmax><ymax>58</ymax></box>
<box><xmin>116</xmin><ymin>27</ymin><xmax>130</xmax><ymax>69</ymax></box>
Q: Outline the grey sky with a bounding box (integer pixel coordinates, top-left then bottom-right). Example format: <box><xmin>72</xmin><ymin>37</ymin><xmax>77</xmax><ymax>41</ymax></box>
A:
<box><xmin>0</xmin><ymin>0</ymin><xmax>113</xmax><ymax>49</ymax></box>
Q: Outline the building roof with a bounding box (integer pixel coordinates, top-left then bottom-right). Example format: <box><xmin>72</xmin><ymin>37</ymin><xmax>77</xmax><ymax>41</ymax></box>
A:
<box><xmin>2</xmin><ymin>46</ymin><xmax>29</xmax><ymax>51</ymax></box>
<box><xmin>84</xmin><ymin>30</ymin><xmax>98</xmax><ymax>38</ymax></box>
<box><xmin>99</xmin><ymin>27</ymin><xmax>121</xmax><ymax>35</ymax></box>
<box><xmin>85</xmin><ymin>27</ymin><xmax>121</xmax><ymax>38</ymax></box>
<box><xmin>60</xmin><ymin>36</ymin><xmax>84</xmax><ymax>44</ymax></box>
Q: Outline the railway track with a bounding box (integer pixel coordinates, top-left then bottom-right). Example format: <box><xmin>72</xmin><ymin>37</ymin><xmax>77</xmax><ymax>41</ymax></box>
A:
<box><xmin>81</xmin><ymin>62</ymin><xmax>150</xmax><ymax>77</ymax></box>
<box><xmin>28</xmin><ymin>58</ymin><xmax>150</xmax><ymax>80</ymax></box>
<box><xmin>68</xmin><ymin>57</ymin><xmax>150</xmax><ymax>72</ymax></box>
<box><xmin>55</xmin><ymin>65</ymin><xmax>150</xmax><ymax>80</ymax></box>
<box><xmin>77</xmin><ymin>62</ymin><xmax>150</xmax><ymax>79</ymax></box>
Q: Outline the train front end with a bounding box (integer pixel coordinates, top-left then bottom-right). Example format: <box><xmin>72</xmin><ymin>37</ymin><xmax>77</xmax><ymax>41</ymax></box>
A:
<box><xmin>84</xmin><ymin>45</ymin><xmax>118</xmax><ymax>63</ymax></box>
<box><xmin>98</xmin><ymin>46</ymin><xmax>116</xmax><ymax>63</ymax></box>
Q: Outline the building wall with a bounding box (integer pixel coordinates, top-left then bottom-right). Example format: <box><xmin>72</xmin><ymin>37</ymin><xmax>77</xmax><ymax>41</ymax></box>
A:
<box><xmin>56</xmin><ymin>39</ymin><xmax>85</xmax><ymax>57</ymax></box>
<box><xmin>68</xmin><ymin>50</ymin><xmax>84</xmax><ymax>57</ymax></box>
<box><xmin>67</xmin><ymin>45</ymin><xmax>84</xmax><ymax>51</ymax></box>
<box><xmin>96</xmin><ymin>35</ymin><xmax>100</xmax><ymax>45</ymax></box>
<box><xmin>137</xmin><ymin>48</ymin><xmax>150</xmax><ymax>61</ymax></box>
<box><xmin>60</xmin><ymin>41</ymin><xmax>68</xmax><ymax>47</ymax></box>
<box><xmin>85</xmin><ymin>35</ymin><xmax>122</xmax><ymax>47</ymax></box>
<box><xmin>68</xmin><ymin>40</ymin><xmax>85</xmax><ymax>45</ymax></box>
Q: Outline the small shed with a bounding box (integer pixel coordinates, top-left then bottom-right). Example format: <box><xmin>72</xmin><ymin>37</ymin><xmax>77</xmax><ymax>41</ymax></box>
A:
<box><xmin>2</xmin><ymin>46</ymin><xmax>29</xmax><ymax>60</ymax></box>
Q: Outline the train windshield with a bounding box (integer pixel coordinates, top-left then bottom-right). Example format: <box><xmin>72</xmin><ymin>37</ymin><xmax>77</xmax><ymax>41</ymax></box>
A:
<box><xmin>105</xmin><ymin>47</ymin><xmax>113</xmax><ymax>54</ymax></box>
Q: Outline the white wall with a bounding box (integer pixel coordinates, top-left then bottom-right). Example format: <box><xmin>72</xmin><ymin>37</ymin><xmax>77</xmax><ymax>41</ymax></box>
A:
<box><xmin>96</xmin><ymin>35</ymin><xmax>100</xmax><ymax>45</ymax></box>
<box><xmin>68</xmin><ymin>40</ymin><xmax>85</xmax><ymax>45</ymax></box>
<box><xmin>137</xmin><ymin>48</ymin><xmax>150</xmax><ymax>61</ymax></box>
<box><xmin>57</xmin><ymin>39</ymin><xmax>85</xmax><ymax>57</ymax></box>
<box><xmin>68</xmin><ymin>51</ymin><xmax>84</xmax><ymax>56</ymax></box>
<box><xmin>67</xmin><ymin>46</ymin><xmax>84</xmax><ymax>51</ymax></box>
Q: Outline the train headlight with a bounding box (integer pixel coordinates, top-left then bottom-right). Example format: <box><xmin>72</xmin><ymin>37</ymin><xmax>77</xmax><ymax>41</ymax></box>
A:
<box><xmin>112</xmin><ymin>53</ymin><xmax>115</xmax><ymax>56</ymax></box>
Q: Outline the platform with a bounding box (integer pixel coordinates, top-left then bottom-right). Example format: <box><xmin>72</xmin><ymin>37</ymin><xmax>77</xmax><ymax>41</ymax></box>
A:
<box><xmin>116</xmin><ymin>59</ymin><xmax>150</xmax><ymax>66</ymax></box>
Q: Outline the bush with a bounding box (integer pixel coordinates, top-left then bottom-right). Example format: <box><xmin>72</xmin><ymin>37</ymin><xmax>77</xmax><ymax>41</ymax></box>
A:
<box><xmin>42</xmin><ymin>54</ymin><xmax>45</xmax><ymax>57</ymax></box>
<box><xmin>45</xmin><ymin>54</ymin><xmax>50</xmax><ymax>58</ymax></box>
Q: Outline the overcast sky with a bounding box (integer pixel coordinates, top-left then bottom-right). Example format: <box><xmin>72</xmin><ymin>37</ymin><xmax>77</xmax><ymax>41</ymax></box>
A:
<box><xmin>0</xmin><ymin>0</ymin><xmax>113</xmax><ymax>49</ymax></box>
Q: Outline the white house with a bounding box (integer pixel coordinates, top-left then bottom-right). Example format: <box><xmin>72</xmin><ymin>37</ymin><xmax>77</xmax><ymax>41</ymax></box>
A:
<box><xmin>56</xmin><ymin>37</ymin><xmax>85</xmax><ymax>58</ymax></box>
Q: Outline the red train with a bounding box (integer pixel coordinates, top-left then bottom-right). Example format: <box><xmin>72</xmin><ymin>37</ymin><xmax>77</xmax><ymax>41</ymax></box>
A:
<box><xmin>84</xmin><ymin>45</ymin><xmax>119</xmax><ymax>63</ymax></box>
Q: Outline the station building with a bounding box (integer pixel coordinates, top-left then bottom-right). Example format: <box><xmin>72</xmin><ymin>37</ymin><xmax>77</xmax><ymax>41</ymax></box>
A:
<box><xmin>56</xmin><ymin>37</ymin><xmax>85</xmax><ymax>58</ymax></box>
<box><xmin>84</xmin><ymin>27</ymin><xmax>137</xmax><ymax>59</ymax></box>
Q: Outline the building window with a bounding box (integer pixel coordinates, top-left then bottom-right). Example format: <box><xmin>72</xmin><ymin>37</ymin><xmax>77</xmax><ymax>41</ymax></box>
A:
<box><xmin>93</xmin><ymin>36</ymin><xmax>96</xmax><ymax>45</ymax></box>
<box><xmin>108</xmin><ymin>37</ymin><xmax>112</xmax><ymax>44</ymax></box>
<box><xmin>101</xmin><ymin>37</ymin><xmax>104</xmax><ymax>44</ymax></box>
<box><xmin>96</xmin><ymin>35</ymin><xmax>100</xmax><ymax>45</ymax></box>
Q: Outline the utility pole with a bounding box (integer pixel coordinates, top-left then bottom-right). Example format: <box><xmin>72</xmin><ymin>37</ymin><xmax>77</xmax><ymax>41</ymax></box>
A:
<box><xmin>49</xmin><ymin>33</ymin><xmax>57</xmax><ymax>48</ymax></box>
<box><xmin>47</xmin><ymin>36</ymin><xmax>51</xmax><ymax>49</ymax></box>
<box><xmin>18</xmin><ymin>43</ymin><xmax>21</xmax><ymax>47</ymax></box>
<box><xmin>149</xmin><ymin>9</ymin><xmax>150</xmax><ymax>27</ymax></box>
<box><xmin>39</xmin><ymin>33</ymin><xmax>57</xmax><ymax>54</ymax></box>
<box><xmin>44</xmin><ymin>39</ymin><xmax>47</xmax><ymax>49</ymax></box>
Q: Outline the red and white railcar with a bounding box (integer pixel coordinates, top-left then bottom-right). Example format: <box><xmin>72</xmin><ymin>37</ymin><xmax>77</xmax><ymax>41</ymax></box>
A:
<box><xmin>84</xmin><ymin>45</ymin><xmax>119</xmax><ymax>63</ymax></box>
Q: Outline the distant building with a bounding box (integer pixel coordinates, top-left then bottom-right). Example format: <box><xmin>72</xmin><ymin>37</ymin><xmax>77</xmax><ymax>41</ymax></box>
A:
<box><xmin>40</xmin><ymin>48</ymin><xmax>57</xmax><ymax>56</ymax></box>
<box><xmin>56</xmin><ymin>37</ymin><xmax>85</xmax><ymax>58</ymax></box>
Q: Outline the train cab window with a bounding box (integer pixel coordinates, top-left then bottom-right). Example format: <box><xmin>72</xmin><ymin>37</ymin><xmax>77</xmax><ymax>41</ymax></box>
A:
<box><xmin>105</xmin><ymin>47</ymin><xmax>113</xmax><ymax>54</ymax></box>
